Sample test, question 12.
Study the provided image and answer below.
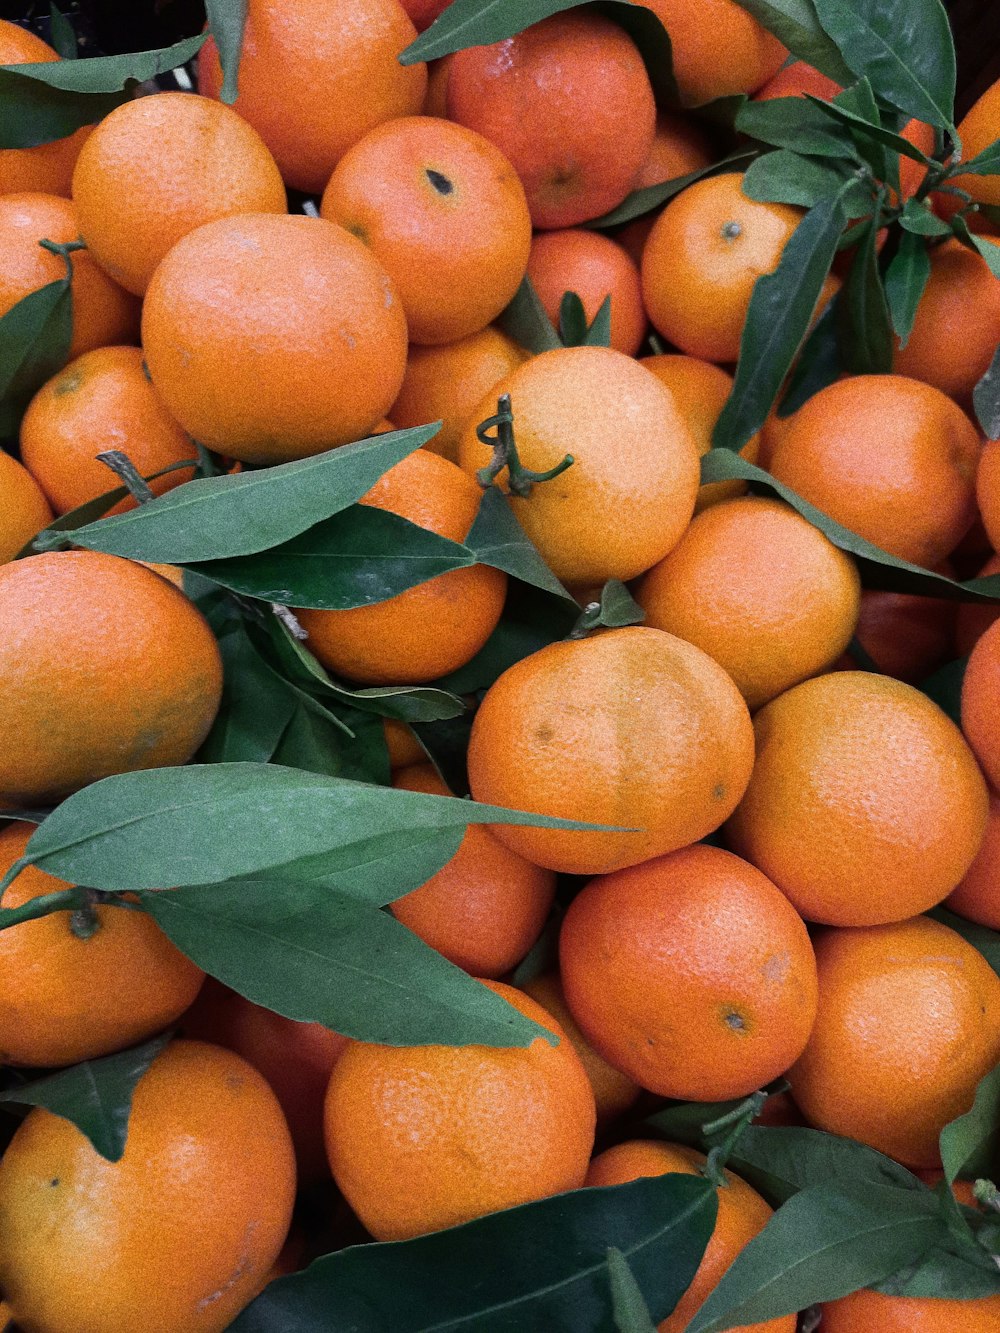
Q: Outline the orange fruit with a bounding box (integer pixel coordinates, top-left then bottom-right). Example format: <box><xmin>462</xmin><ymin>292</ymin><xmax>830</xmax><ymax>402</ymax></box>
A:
<box><xmin>20</xmin><ymin>345</ymin><xmax>195</xmax><ymax>516</ymax></box>
<box><xmin>0</xmin><ymin>1039</ymin><xmax>296</xmax><ymax>1333</ymax></box>
<box><xmin>949</xmin><ymin>76</ymin><xmax>1000</xmax><ymax>210</ymax></box>
<box><xmin>0</xmin><ymin>21</ymin><xmax>91</xmax><ymax>197</ymax></box>
<box><xmin>642</xmin><ymin>174</ymin><xmax>838</xmax><ymax>363</ymax></box>
<box><xmin>390</xmin><ymin>763</ymin><xmax>556</xmax><ymax>976</ymax></box>
<box><xmin>141</xmin><ymin>213</ymin><xmax>408</xmax><ymax>465</ymax></box>
<box><xmin>976</xmin><ymin>440</ymin><xmax>1000</xmax><ymax>563</ymax></box>
<box><xmin>754</xmin><ymin>59</ymin><xmax>841</xmax><ymax>102</ymax></box>
<box><xmin>560</xmin><ymin>844</ymin><xmax>818</xmax><ymax>1100</ymax></box>
<box><xmin>423</xmin><ymin>53</ymin><xmax>452</xmax><ymax>117</ymax></box>
<box><xmin>0</xmin><ymin>550</ymin><xmax>223</xmax><ymax>806</ymax></box>
<box><xmin>321</xmin><ymin>115</ymin><xmax>531</xmax><ymax>345</ymax></box>
<box><xmin>467</xmin><ymin>626</ymin><xmax>755</xmax><ymax>876</ymax></box>
<box><xmin>789</xmin><ymin>915</ymin><xmax>1000</xmax><ymax>1168</ymax></box>
<box><xmin>457</xmin><ymin>346</ymin><xmax>701</xmax><ymax>586</ymax></box>
<box><xmin>638</xmin><ymin>495</ymin><xmax>861</xmax><ymax>710</ymax></box>
<box><xmin>640</xmin><ymin>0</ymin><xmax>786</xmax><ymax>105</ymax></box>
<box><xmin>526</xmin><ymin>228</ymin><xmax>646</xmax><ymax>355</ymax></box>
<box><xmin>769</xmin><ymin>375</ymin><xmax>981</xmax><ymax>567</ymax></box>
<box><xmin>640</xmin><ymin>354</ymin><xmax>761</xmax><ymax>510</ymax></box>
<box><xmin>946</xmin><ymin>790</ymin><xmax>1000</xmax><ymax>929</ymax></box>
<box><xmin>586</xmin><ymin>1140</ymin><xmax>795</xmax><ymax>1333</ymax></box>
<box><xmin>955</xmin><ymin>552</ymin><xmax>1000</xmax><ymax>655</ymax></box>
<box><xmin>400</xmin><ymin>0</ymin><xmax>450</xmax><ymax>29</ymax></box>
<box><xmin>520</xmin><ymin>971</ymin><xmax>641</xmax><ymax>1124</ymax></box>
<box><xmin>728</xmin><ymin>671</ymin><xmax>988</xmax><ymax>926</ymax></box>
<box><xmin>962</xmin><ymin>616</ymin><xmax>1000</xmax><ymax>789</ymax></box>
<box><xmin>0</xmin><ymin>449</ymin><xmax>53</xmax><ymax>564</ymax></box>
<box><xmin>389</xmin><ymin>325</ymin><xmax>526</xmax><ymax>463</ymax></box>
<box><xmin>634</xmin><ymin>112</ymin><xmax>713</xmax><ymax>188</ymax></box>
<box><xmin>842</xmin><ymin>585</ymin><xmax>956</xmax><ymax>684</ymax></box>
<box><xmin>446</xmin><ymin>10</ymin><xmax>656</xmax><ymax>229</ymax></box>
<box><xmin>383</xmin><ymin>717</ymin><xmax>426</xmax><ymax>768</ymax></box>
<box><xmin>71</xmin><ymin>92</ymin><xmax>286</xmax><ymax>297</ymax></box>
<box><xmin>179</xmin><ymin>977</ymin><xmax>347</xmax><ymax>1183</ymax></box>
<box><xmin>197</xmin><ymin>0</ymin><xmax>427</xmax><ymax>195</ymax></box>
<box><xmin>324</xmin><ymin>980</ymin><xmax>596</xmax><ymax>1240</ymax></box>
<box><xmin>820</xmin><ymin>1286</ymin><xmax>1000</xmax><ymax>1333</ymax></box>
<box><xmin>0</xmin><ymin>192</ymin><xmax>138</xmax><ymax>360</ymax></box>
<box><xmin>295</xmin><ymin>448</ymin><xmax>505</xmax><ymax>684</ymax></box>
<box><xmin>0</xmin><ymin>821</ymin><xmax>204</xmax><ymax>1067</ymax></box>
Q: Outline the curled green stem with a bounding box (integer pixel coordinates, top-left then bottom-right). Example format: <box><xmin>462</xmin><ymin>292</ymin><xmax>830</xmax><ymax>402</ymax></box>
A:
<box><xmin>37</xmin><ymin>236</ymin><xmax>86</xmax><ymax>282</ymax></box>
<box><xmin>700</xmin><ymin>1087</ymin><xmax>773</xmax><ymax>1188</ymax></box>
<box><xmin>475</xmin><ymin>393</ymin><xmax>574</xmax><ymax>498</ymax></box>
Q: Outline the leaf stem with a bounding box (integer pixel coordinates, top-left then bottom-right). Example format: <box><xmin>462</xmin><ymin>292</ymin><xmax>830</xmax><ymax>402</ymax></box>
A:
<box><xmin>96</xmin><ymin>450</ymin><xmax>155</xmax><ymax>505</ymax></box>
<box><xmin>0</xmin><ymin>886</ymin><xmax>91</xmax><ymax>931</ymax></box>
<box><xmin>475</xmin><ymin>394</ymin><xmax>573</xmax><ymax>497</ymax></box>
<box><xmin>37</xmin><ymin>236</ymin><xmax>85</xmax><ymax>282</ymax></box>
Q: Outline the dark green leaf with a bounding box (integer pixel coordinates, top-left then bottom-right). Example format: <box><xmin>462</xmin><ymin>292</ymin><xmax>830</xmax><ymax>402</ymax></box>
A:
<box><xmin>0</xmin><ymin>279</ymin><xmax>72</xmax><ymax>441</ymax></box>
<box><xmin>48</xmin><ymin>4</ymin><xmax>78</xmax><ymax>59</ymax></box>
<box><xmin>874</xmin><ymin>1234</ymin><xmax>1000</xmax><ymax>1300</ymax></box>
<box><xmin>811</xmin><ymin>0</ymin><xmax>956</xmax><ymax>129</ymax></box>
<box><xmin>839</xmin><ymin>214</ymin><xmax>894</xmax><ymax>372</ymax></box>
<box><xmin>940</xmin><ymin>1062</ymin><xmax>1000</xmax><ymax>1184</ymax></box>
<box><xmin>583</xmin><ymin>294</ymin><xmax>612</xmax><ymax>348</ymax></box>
<box><xmin>974</xmin><ymin>343</ymin><xmax>1000</xmax><ymax>440</ymax></box>
<box><xmin>742</xmin><ymin>149</ymin><xmax>870</xmax><ymax>211</ymax></box>
<box><xmin>270</xmin><ymin>698</ymin><xmax>390</xmax><ymax>785</ymax></box>
<box><xmin>435</xmin><ymin>579</ymin><xmax>576</xmax><ymax>694</ymax></box>
<box><xmin>596</xmin><ymin>579</ymin><xmax>645</xmax><ymax>629</ymax></box>
<box><xmin>736</xmin><ymin>97</ymin><xmax>856</xmax><ymax>158</ymax></box>
<box><xmin>918</xmin><ymin>655</ymin><xmax>967</xmax><ymax>725</ymax></box>
<box><xmin>713</xmin><ymin>193</ymin><xmax>846</xmax><ymax>451</ymax></box>
<box><xmin>466</xmin><ymin>485</ymin><xmax>574</xmax><ymax>602</ymax></box>
<box><xmin>595</xmin><ymin>0</ymin><xmax>679</xmax><ymax>107</ymax></box>
<box><xmin>409</xmin><ymin>712</ymin><xmax>471</xmax><ymax>795</ymax></box>
<box><xmin>559</xmin><ymin>291</ymin><xmax>588</xmax><ymax>347</ymax></box>
<box><xmin>779</xmin><ymin>293</ymin><xmax>842</xmax><ymax>415</ymax></box>
<box><xmin>729</xmin><ymin>0</ymin><xmax>855</xmax><ymax>86</ymax></box>
<box><xmin>808</xmin><ymin>93</ymin><xmax>936</xmax><ymax>167</ymax></box>
<box><xmin>0</xmin><ymin>1034</ymin><xmax>168</xmax><ymax>1162</ymax></box>
<box><xmin>497</xmin><ymin>275</ymin><xmax>561</xmax><ymax>355</ymax></box>
<box><xmin>928</xmin><ymin>906</ymin><xmax>1000</xmax><ymax>980</ymax></box>
<box><xmin>204</xmin><ymin>0</ymin><xmax>246</xmax><ymax>104</ymax></box>
<box><xmin>883</xmin><ymin>231</ymin><xmax>931</xmax><ymax>348</ymax></box>
<box><xmin>587</xmin><ymin>152</ymin><xmax>756</xmax><ymax>228</ymax></box>
<box><xmin>953</xmin><ymin>219</ymin><xmax>1000</xmax><ymax>280</ymax></box>
<box><xmin>900</xmin><ymin>197</ymin><xmax>953</xmax><ymax>236</ymax></box>
<box><xmin>726</xmin><ymin>1126</ymin><xmax>924</xmax><ymax>1206</ymax></box>
<box><xmin>196</xmin><ymin>627</ymin><xmax>299</xmax><ymax>765</ymax></box>
<box><xmin>230</xmin><ymin>1173</ymin><xmax>718</xmax><ymax>1332</ymax></box>
<box><xmin>959</xmin><ymin>137</ymin><xmax>1000</xmax><ymax>178</ymax></box>
<box><xmin>830</xmin><ymin>77</ymin><xmax>888</xmax><ymax>182</ymax></box>
<box><xmin>608</xmin><ymin>1248</ymin><xmax>658</xmax><ymax>1333</ymax></box>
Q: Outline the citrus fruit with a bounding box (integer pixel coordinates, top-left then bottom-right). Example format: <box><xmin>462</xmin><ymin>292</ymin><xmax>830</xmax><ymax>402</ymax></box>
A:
<box><xmin>383</xmin><ymin>717</ymin><xmax>426</xmax><ymax>768</ymax></box>
<box><xmin>955</xmin><ymin>553</ymin><xmax>1000</xmax><ymax>656</ymax></box>
<box><xmin>640</xmin><ymin>0</ymin><xmax>787</xmax><ymax>105</ymax></box>
<box><xmin>0</xmin><ymin>450</ymin><xmax>52</xmax><ymax>565</ymax></box>
<box><xmin>634</xmin><ymin>112</ymin><xmax>713</xmax><ymax>188</ymax></box>
<box><xmin>754</xmin><ymin>59</ymin><xmax>841</xmax><ymax>102</ymax></box>
<box><xmin>323</xmin><ymin>980</ymin><xmax>596</xmax><ymax>1240</ymax></box>
<box><xmin>526</xmin><ymin>228</ymin><xmax>646</xmax><ymax>355</ymax></box>
<box><xmin>141</xmin><ymin>212</ymin><xmax>408</xmax><ymax>464</ymax></box>
<box><xmin>820</xmin><ymin>1286</ymin><xmax>1000</xmax><ymax>1333</ymax></box>
<box><xmin>467</xmin><ymin>626</ymin><xmax>755</xmax><ymax>876</ymax></box>
<box><xmin>843</xmin><ymin>585</ymin><xmax>956</xmax><ymax>683</ymax></box>
<box><xmin>961</xmin><ymin>616</ymin><xmax>1000</xmax><ymax>789</ymax></box>
<box><xmin>946</xmin><ymin>790</ymin><xmax>1000</xmax><ymax>930</ymax></box>
<box><xmin>0</xmin><ymin>20</ymin><xmax>91</xmax><ymax>197</ymax></box>
<box><xmin>975</xmin><ymin>439</ymin><xmax>1000</xmax><ymax>556</ymax></box>
<box><xmin>949</xmin><ymin>76</ymin><xmax>1000</xmax><ymax>209</ymax></box>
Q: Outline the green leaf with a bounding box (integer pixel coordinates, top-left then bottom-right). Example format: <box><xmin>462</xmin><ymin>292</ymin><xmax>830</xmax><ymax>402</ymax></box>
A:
<box><xmin>808</xmin><ymin>92</ymin><xmax>936</xmax><ymax>167</ymax></box>
<box><xmin>874</xmin><ymin>1234</ymin><xmax>1000</xmax><ymax>1300</ymax></box>
<box><xmin>558</xmin><ymin>291</ymin><xmax>589</xmax><ymax>348</ymax></box>
<box><xmin>811</xmin><ymin>0</ymin><xmax>956</xmax><ymax>130</ymax></box>
<box><xmin>884</xmin><ymin>229</ymin><xmax>932</xmax><ymax>346</ymax></box>
<box><xmin>205</xmin><ymin>0</ymin><xmax>247</xmax><ymax>104</ymax></box>
<box><xmin>899</xmin><ymin>197</ymin><xmax>953</xmax><ymax>236</ymax></box>
<box><xmin>0</xmin><ymin>35</ymin><xmax>206</xmax><ymax>149</ymax></box>
<box><xmin>730</xmin><ymin>0</ymin><xmax>855</xmax><ymax>87</ymax></box>
<box><xmin>608</xmin><ymin>1248</ymin><xmax>659</xmax><ymax>1333</ymax></box>
<box><xmin>583</xmin><ymin>294</ymin><xmax>612</xmax><ymax>348</ymax></box>
<box><xmin>466</xmin><ymin>485</ymin><xmax>574</xmax><ymax>602</ymax></box>
<box><xmin>712</xmin><ymin>192</ymin><xmax>846</xmax><ymax>451</ymax></box>
<box><xmin>435</xmin><ymin>580</ymin><xmax>577</xmax><ymax>695</ymax></box>
<box><xmin>270</xmin><ymin>698</ymin><xmax>390</xmax><ymax>785</ymax></box>
<box><xmin>48</xmin><ymin>3</ymin><xmax>79</xmax><ymax>59</ymax></box>
<box><xmin>839</xmin><ymin>213</ymin><xmax>894</xmax><ymax>372</ymax></box>
<box><xmin>497</xmin><ymin>275</ymin><xmax>561</xmax><ymax>355</ymax></box>
<box><xmin>726</xmin><ymin>1126</ymin><xmax>924</xmax><ymax>1206</ymax></box>
<box><xmin>918</xmin><ymin>655</ymin><xmax>967</xmax><ymax>725</ymax></box>
<box><xmin>736</xmin><ymin>97</ymin><xmax>856</xmax><ymax>158</ymax></box>
<box><xmin>596</xmin><ymin>579</ymin><xmax>645</xmax><ymax>629</ymax></box>
<box><xmin>196</xmin><ymin>627</ymin><xmax>299</xmax><ymax>765</ymax></box>
<box><xmin>953</xmin><ymin>219</ymin><xmax>1000</xmax><ymax>280</ymax></box>
<box><xmin>587</xmin><ymin>152</ymin><xmax>756</xmax><ymax>228</ymax></box>
<box><xmin>928</xmin><ymin>906</ymin><xmax>1000</xmax><ymax>980</ymax></box>
<box><xmin>230</xmin><ymin>1173</ymin><xmax>718</xmax><ymax>1332</ymax></box>
<box><xmin>940</xmin><ymin>1062</ymin><xmax>1000</xmax><ymax>1184</ymax></box>
<box><xmin>35</xmin><ymin>425</ymin><xmax>439</xmax><ymax>563</ymax></box>
<box><xmin>0</xmin><ymin>278</ymin><xmax>72</xmax><ymax>441</ymax></box>
<box><xmin>685</xmin><ymin>1180</ymin><xmax>946</xmax><ymax>1333</ymax></box>
<box><xmin>742</xmin><ymin>148</ymin><xmax>870</xmax><ymax>211</ymax></box>
<box><xmin>959</xmin><ymin>137</ymin><xmax>1000</xmax><ymax>178</ymax></box>
<box><xmin>0</xmin><ymin>1034</ymin><xmax>168</xmax><ymax>1162</ymax></box>
<box><xmin>779</xmin><ymin>293</ymin><xmax>843</xmax><ymax>415</ymax></box>
<box><xmin>974</xmin><ymin>343</ymin><xmax>1000</xmax><ymax>441</ymax></box>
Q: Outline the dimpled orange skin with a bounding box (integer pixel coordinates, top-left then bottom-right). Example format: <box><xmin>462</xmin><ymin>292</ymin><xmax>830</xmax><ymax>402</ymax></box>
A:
<box><xmin>946</xmin><ymin>791</ymin><xmax>1000</xmax><ymax>930</ymax></box>
<box><xmin>323</xmin><ymin>981</ymin><xmax>596</xmax><ymax>1241</ymax></box>
<box><xmin>458</xmin><ymin>347</ymin><xmax>701</xmax><ymax>586</ymax></box>
<box><xmin>586</xmin><ymin>1142</ymin><xmax>795</xmax><ymax>1333</ymax></box>
<box><xmin>769</xmin><ymin>375</ymin><xmax>981</xmax><ymax>568</ymax></box>
<box><xmin>0</xmin><ymin>192</ymin><xmax>138</xmax><ymax>360</ymax></box>
<box><xmin>296</xmin><ymin>449</ymin><xmax>506</xmax><ymax>685</ymax></box>
<box><xmin>389</xmin><ymin>326</ymin><xmax>526</xmax><ymax>463</ymax></box>
<box><xmin>956</xmin><ymin>552</ymin><xmax>1000</xmax><ymax>656</ymax></box>
<box><xmin>789</xmin><ymin>917</ymin><xmax>1000</xmax><ymax>1169</ymax></box>
<box><xmin>0</xmin><ymin>822</ymin><xmax>204</xmax><ymax>1067</ymax></box>
<box><xmin>467</xmin><ymin>627</ymin><xmax>755</xmax><ymax>876</ymax></box>
<box><xmin>20</xmin><ymin>345</ymin><xmax>195</xmax><ymax>516</ymax></box>
<box><xmin>390</xmin><ymin>764</ymin><xmax>556</xmax><ymax>977</ymax></box>
<box><xmin>141</xmin><ymin>213</ymin><xmax>408</xmax><ymax>465</ymax></box>
<box><xmin>640</xmin><ymin>0</ymin><xmax>786</xmax><ymax>105</ymax></box>
<box><xmin>0</xmin><ymin>21</ymin><xmax>91</xmax><ymax>197</ymax></box>
<box><xmin>637</xmin><ymin>496</ymin><xmax>861</xmax><ymax>711</ymax></box>
<box><xmin>560</xmin><ymin>845</ymin><xmax>818</xmax><ymax>1101</ymax></box>
<box><xmin>0</xmin><ymin>450</ymin><xmax>52</xmax><ymax>564</ymax></box>
<box><xmin>754</xmin><ymin>59</ymin><xmax>841</xmax><ymax>102</ymax></box>
<box><xmin>975</xmin><ymin>440</ymin><xmax>1000</xmax><ymax>556</ymax></box>
<box><xmin>0</xmin><ymin>551</ymin><xmax>224</xmax><ymax>807</ymax></box>
<box><xmin>821</xmin><ymin>1287</ymin><xmax>1000</xmax><ymax>1333</ymax></box>
<box><xmin>962</xmin><ymin>617</ymin><xmax>1000</xmax><ymax>790</ymax></box>
<box><xmin>949</xmin><ymin>77</ymin><xmax>1000</xmax><ymax>209</ymax></box>
<box><xmin>634</xmin><ymin>113</ymin><xmax>713</xmax><ymax>188</ymax></box>
<box><xmin>321</xmin><ymin>116</ymin><xmax>531</xmax><ymax>346</ymax></box>
<box><xmin>198</xmin><ymin>0</ymin><xmax>426</xmax><ymax>195</ymax></box>
<box><xmin>0</xmin><ymin>1040</ymin><xmax>296</xmax><ymax>1333</ymax></box>
<box><xmin>526</xmin><ymin>228</ymin><xmax>647</xmax><ymax>356</ymax></box>
<box><xmin>71</xmin><ymin>92</ymin><xmax>286</xmax><ymax>297</ymax></box>
<box><xmin>728</xmin><ymin>672</ymin><xmax>988</xmax><ymax>927</ymax></box>
<box><xmin>446</xmin><ymin>11</ymin><xmax>656</xmax><ymax>230</ymax></box>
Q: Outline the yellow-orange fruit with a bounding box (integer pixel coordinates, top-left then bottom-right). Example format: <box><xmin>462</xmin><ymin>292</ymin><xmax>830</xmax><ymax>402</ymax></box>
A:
<box><xmin>0</xmin><ymin>450</ymin><xmax>53</xmax><ymax>564</ymax></box>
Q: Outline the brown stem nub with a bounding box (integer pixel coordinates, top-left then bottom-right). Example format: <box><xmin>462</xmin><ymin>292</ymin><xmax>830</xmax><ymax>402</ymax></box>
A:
<box><xmin>475</xmin><ymin>393</ymin><xmax>574</xmax><ymax>498</ymax></box>
<box><xmin>96</xmin><ymin>450</ymin><xmax>155</xmax><ymax>505</ymax></box>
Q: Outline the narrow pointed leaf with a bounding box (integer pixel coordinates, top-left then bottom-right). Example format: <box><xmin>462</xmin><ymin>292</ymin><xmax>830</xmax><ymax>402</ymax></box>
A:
<box><xmin>953</xmin><ymin>221</ymin><xmax>1000</xmax><ymax>280</ymax></box>
<box><xmin>466</xmin><ymin>485</ymin><xmax>574</xmax><ymax>602</ymax></box>
<box><xmin>959</xmin><ymin>137</ymin><xmax>1000</xmax><ymax>177</ymax></box>
<box><xmin>742</xmin><ymin>149</ymin><xmax>870</xmax><ymax>211</ymax></box>
<box><xmin>884</xmin><ymin>229</ymin><xmax>932</xmax><ymax>345</ymax></box>
<box><xmin>48</xmin><ymin>3</ymin><xmax>78</xmax><ymax>59</ymax></box>
<box><xmin>940</xmin><ymin>1062</ymin><xmax>1000</xmax><ymax>1185</ymax></box>
<box><xmin>587</xmin><ymin>152</ymin><xmax>756</xmax><ymax>228</ymax></box>
<box><xmin>779</xmin><ymin>294</ymin><xmax>842</xmax><ymax>415</ymax></box>
<box><xmin>874</xmin><ymin>1235</ymin><xmax>1000</xmax><ymax>1300</ymax></box>
<box><xmin>727</xmin><ymin>1126</ymin><xmax>924</xmax><ymax>1205</ymax></box>
<box><xmin>583</xmin><ymin>295</ymin><xmax>612</xmax><ymax>348</ymax></box>
<box><xmin>728</xmin><ymin>0</ymin><xmax>854</xmax><ymax>86</ymax></box>
<box><xmin>197</xmin><ymin>628</ymin><xmax>299</xmax><ymax>765</ymax></box>
<box><xmin>205</xmin><ymin>0</ymin><xmax>247</xmax><ymax>103</ymax></box>
<box><xmin>839</xmin><ymin>215</ymin><xmax>893</xmax><ymax>372</ymax></box>
<box><xmin>497</xmin><ymin>275</ymin><xmax>561</xmax><ymax>354</ymax></box>
<box><xmin>608</xmin><ymin>1248</ymin><xmax>659</xmax><ymax>1333</ymax></box>
<box><xmin>899</xmin><ymin>198</ymin><xmax>952</xmax><ymax>236</ymax></box>
<box><xmin>269</xmin><ymin>698</ymin><xmax>389</xmax><ymax>785</ymax></box>
<box><xmin>0</xmin><ymin>279</ymin><xmax>72</xmax><ymax>439</ymax></box>
<box><xmin>559</xmin><ymin>291</ymin><xmax>590</xmax><ymax>347</ymax></box>
<box><xmin>808</xmin><ymin>93</ymin><xmax>937</xmax><ymax>165</ymax></box>
<box><xmin>736</xmin><ymin>97</ymin><xmax>856</xmax><ymax>157</ymax></box>
<box><xmin>974</xmin><ymin>343</ymin><xmax>1000</xmax><ymax>440</ymax></box>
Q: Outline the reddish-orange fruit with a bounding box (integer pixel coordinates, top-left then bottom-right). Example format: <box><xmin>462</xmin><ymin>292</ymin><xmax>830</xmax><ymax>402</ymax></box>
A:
<box><xmin>324</xmin><ymin>981</ymin><xmax>596</xmax><ymax>1240</ymax></box>
<box><xmin>0</xmin><ymin>21</ymin><xmax>91</xmax><ymax>197</ymax></box>
<box><xmin>638</xmin><ymin>496</ymin><xmax>861</xmax><ymax>710</ymax></box>
<box><xmin>383</xmin><ymin>717</ymin><xmax>425</xmax><ymax>768</ymax></box>
<box><xmin>422</xmin><ymin>53</ymin><xmax>452</xmax><ymax>117</ymax></box>
<box><xmin>842</xmin><ymin>585</ymin><xmax>957</xmax><ymax>684</ymax></box>
<box><xmin>20</xmin><ymin>345</ymin><xmax>195</xmax><ymax>516</ymax></box>
<box><xmin>526</xmin><ymin>228</ymin><xmax>646</xmax><ymax>355</ymax></box>
<box><xmin>755</xmin><ymin>59</ymin><xmax>841</xmax><ymax>102</ymax></box>
<box><xmin>390</xmin><ymin>763</ymin><xmax>556</xmax><ymax>976</ymax></box>
<box><xmin>634</xmin><ymin>112</ymin><xmax>713</xmax><ymax>188</ymax></box>
<box><xmin>295</xmin><ymin>449</ymin><xmax>505</xmax><ymax>684</ymax></box>
<box><xmin>0</xmin><ymin>1040</ymin><xmax>296</xmax><ymax>1333</ymax></box>
<box><xmin>467</xmin><ymin>627</ymin><xmax>755</xmax><ymax>876</ymax></box>
<box><xmin>640</xmin><ymin>0</ymin><xmax>786</xmax><ymax>105</ymax></box>
<box><xmin>946</xmin><ymin>791</ymin><xmax>1000</xmax><ymax>929</ymax></box>
<box><xmin>198</xmin><ymin>0</ymin><xmax>426</xmax><ymax>195</ymax></box>
<box><xmin>769</xmin><ymin>375</ymin><xmax>981</xmax><ymax>567</ymax></box>
<box><xmin>821</xmin><ymin>1286</ymin><xmax>1000</xmax><ymax>1333</ymax></box>
<box><xmin>976</xmin><ymin>439</ymin><xmax>1000</xmax><ymax>559</ymax></box>
<box><xmin>390</xmin><ymin>326</ymin><xmax>526</xmax><ymax>463</ymax></box>
<box><xmin>962</xmin><ymin>616</ymin><xmax>1000</xmax><ymax>789</ymax></box>
<box><xmin>948</xmin><ymin>77</ymin><xmax>1000</xmax><ymax>209</ymax></box>
<box><xmin>0</xmin><ymin>192</ymin><xmax>138</xmax><ymax>360</ymax></box>
<box><xmin>560</xmin><ymin>844</ymin><xmax>818</xmax><ymax>1100</ymax></box>
<box><xmin>586</xmin><ymin>1141</ymin><xmax>796</xmax><ymax>1333</ymax></box>
<box><xmin>0</xmin><ymin>551</ymin><xmax>223</xmax><ymax>806</ymax></box>
<box><xmin>141</xmin><ymin>213</ymin><xmax>408</xmax><ymax>464</ymax></box>
<box><xmin>0</xmin><ymin>450</ymin><xmax>52</xmax><ymax>565</ymax></box>
<box><xmin>446</xmin><ymin>11</ymin><xmax>656</xmax><ymax>229</ymax></box>
<box><xmin>521</xmin><ymin>972</ymin><xmax>641</xmax><ymax>1124</ymax></box>
<box><xmin>729</xmin><ymin>671</ymin><xmax>988</xmax><ymax>926</ymax></box>
<box><xmin>321</xmin><ymin>116</ymin><xmax>531</xmax><ymax>345</ymax></box>
<box><xmin>956</xmin><ymin>552</ymin><xmax>1000</xmax><ymax>655</ymax></box>
<box><xmin>180</xmin><ymin>977</ymin><xmax>347</xmax><ymax>1182</ymax></box>
<box><xmin>790</xmin><ymin>916</ymin><xmax>1000</xmax><ymax>1168</ymax></box>
<box><xmin>0</xmin><ymin>822</ymin><xmax>204</xmax><ymax>1067</ymax></box>
<box><xmin>400</xmin><ymin>0</ymin><xmax>450</xmax><ymax>30</ymax></box>
<box><xmin>458</xmin><ymin>346</ymin><xmax>701</xmax><ymax>586</ymax></box>
<box><xmin>71</xmin><ymin>92</ymin><xmax>286</xmax><ymax>297</ymax></box>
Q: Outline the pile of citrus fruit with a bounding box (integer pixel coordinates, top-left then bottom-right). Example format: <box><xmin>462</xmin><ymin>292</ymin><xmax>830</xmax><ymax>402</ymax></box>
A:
<box><xmin>1</xmin><ymin>0</ymin><xmax>1000</xmax><ymax>1329</ymax></box>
